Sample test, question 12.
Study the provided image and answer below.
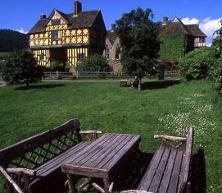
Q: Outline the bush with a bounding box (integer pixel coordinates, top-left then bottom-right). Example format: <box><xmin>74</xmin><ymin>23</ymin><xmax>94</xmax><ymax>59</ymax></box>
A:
<box><xmin>77</xmin><ymin>54</ymin><xmax>110</xmax><ymax>72</ymax></box>
<box><xmin>49</xmin><ymin>61</ymin><xmax>66</xmax><ymax>72</ymax></box>
<box><xmin>179</xmin><ymin>47</ymin><xmax>216</xmax><ymax>80</ymax></box>
<box><xmin>1</xmin><ymin>50</ymin><xmax>43</xmax><ymax>88</ymax></box>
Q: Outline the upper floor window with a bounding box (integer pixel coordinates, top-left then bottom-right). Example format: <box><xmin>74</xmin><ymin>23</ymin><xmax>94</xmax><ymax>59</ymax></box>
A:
<box><xmin>51</xmin><ymin>19</ymin><xmax>61</xmax><ymax>25</ymax></box>
<box><xmin>51</xmin><ymin>31</ymin><xmax>59</xmax><ymax>41</ymax></box>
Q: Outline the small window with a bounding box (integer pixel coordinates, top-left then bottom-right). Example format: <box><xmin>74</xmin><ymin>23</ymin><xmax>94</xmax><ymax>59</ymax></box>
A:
<box><xmin>51</xmin><ymin>19</ymin><xmax>61</xmax><ymax>25</ymax></box>
<box><xmin>115</xmin><ymin>47</ymin><xmax>121</xmax><ymax>60</ymax></box>
<box><xmin>51</xmin><ymin>31</ymin><xmax>59</xmax><ymax>41</ymax></box>
<box><xmin>39</xmin><ymin>53</ymin><xmax>44</xmax><ymax>61</ymax></box>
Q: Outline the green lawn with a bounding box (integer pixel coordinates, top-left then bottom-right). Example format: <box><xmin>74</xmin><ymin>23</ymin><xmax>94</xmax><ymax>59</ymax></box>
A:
<box><xmin>0</xmin><ymin>80</ymin><xmax>222</xmax><ymax>193</ymax></box>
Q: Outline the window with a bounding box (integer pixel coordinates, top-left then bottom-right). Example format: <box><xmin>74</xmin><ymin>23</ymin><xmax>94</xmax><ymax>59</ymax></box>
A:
<box><xmin>115</xmin><ymin>47</ymin><xmax>121</xmax><ymax>60</ymax></box>
<box><xmin>51</xmin><ymin>19</ymin><xmax>61</xmax><ymax>25</ymax></box>
<box><xmin>39</xmin><ymin>53</ymin><xmax>44</xmax><ymax>61</ymax></box>
<box><xmin>51</xmin><ymin>31</ymin><xmax>59</xmax><ymax>41</ymax></box>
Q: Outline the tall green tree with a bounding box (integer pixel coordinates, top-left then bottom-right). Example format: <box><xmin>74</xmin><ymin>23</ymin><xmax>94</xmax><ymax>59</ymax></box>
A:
<box><xmin>2</xmin><ymin>50</ymin><xmax>43</xmax><ymax>88</ymax></box>
<box><xmin>113</xmin><ymin>8</ymin><xmax>160</xmax><ymax>89</ymax></box>
<box><xmin>212</xmin><ymin>21</ymin><xmax>222</xmax><ymax>91</ymax></box>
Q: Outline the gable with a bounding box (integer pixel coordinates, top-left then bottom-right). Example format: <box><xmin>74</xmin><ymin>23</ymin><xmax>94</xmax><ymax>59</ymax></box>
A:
<box><xmin>46</xmin><ymin>10</ymin><xmax>68</xmax><ymax>27</ymax></box>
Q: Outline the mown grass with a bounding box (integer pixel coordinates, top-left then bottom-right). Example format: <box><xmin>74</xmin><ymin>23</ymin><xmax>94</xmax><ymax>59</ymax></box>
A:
<box><xmin>0</xmin><ymin>80</ymin><xmax>222</xmax><ymax>193</ymax></box>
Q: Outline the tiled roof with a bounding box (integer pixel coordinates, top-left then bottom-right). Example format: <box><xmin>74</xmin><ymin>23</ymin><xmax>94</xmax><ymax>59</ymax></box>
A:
<box><xmin>160</xmin><ymin>17</ymin><xmax>206</xmax><ymax>37</ymax></box>
<box><xmin>28</xmin><ymin>10</ymin><xmax>100</xmax><ymax>34</ymax></box>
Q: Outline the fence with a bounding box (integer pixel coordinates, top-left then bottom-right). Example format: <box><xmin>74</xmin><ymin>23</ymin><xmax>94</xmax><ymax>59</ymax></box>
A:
<box><xmin>43</xmin><ymin>70</ymin><xmax>181</xmax><ymax>80</ymax></box>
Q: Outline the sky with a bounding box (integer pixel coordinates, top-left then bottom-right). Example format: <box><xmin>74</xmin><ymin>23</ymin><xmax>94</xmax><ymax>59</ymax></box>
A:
<box><xmin>0</xmin><ymin>0</ymin><xmax>222</xmax><ymax>45</ymax></box>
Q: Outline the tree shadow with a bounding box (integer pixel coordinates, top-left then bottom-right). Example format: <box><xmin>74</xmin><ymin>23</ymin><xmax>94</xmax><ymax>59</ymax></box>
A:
<box><xmin>141</xmin><ymin>79</ymin><xmax>181</xmax><ymax>90</ymax></box>
<box><xmin>112</xmin><ymin>151</ymin><xmax>154</xmax><ymax>191</ymax></box>
<box><xmin>15</xmin><ymin>83</ymin><xmax>65</xmax><ymax>90</ymax></box>
<box><xmin>191</xmin><ymin>148</ymin><xmax>206</xmax><ymax>193</ymax></box>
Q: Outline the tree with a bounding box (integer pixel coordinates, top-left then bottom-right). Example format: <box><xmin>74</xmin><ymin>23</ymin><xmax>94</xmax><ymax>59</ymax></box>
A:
<box><xmin>77</xmin><ymin>54</ymin><xmax>110</xmax><ymax>72</ymax></box>
<box><xmin>113</xmin><ymin>8</ymin><xmax>160</xmax><ymax>90</ymax></box>
<box><xmin>2</xmin><ymin>50</ymin><xmax>43</xmax><ymax>88</ymax></box>
<box><xmin>179</xmin><ymin>47</ymin><xmax>216</xmax><ymax>80</ymax></box>
<box><xmin>212</xmin><ymin>21</ymin><xmax>222</xmax><ymax>92</ymax></box>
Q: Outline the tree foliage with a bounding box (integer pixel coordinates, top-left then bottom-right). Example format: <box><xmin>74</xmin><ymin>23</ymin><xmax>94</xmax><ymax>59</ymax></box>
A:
<box><xmin>1</xmin><ymin>50</ymin><xmax>43</xmax><ymax>88</ymax></box>
<box><xmin>0</xmin><ymin>29</ymin><xmax>28</xmax><ymax>52</ymax></box>
<box><xmin>159</xmin><ymin>35</ymin><xmax>185</xmax><ymax>60</ymax></box>
<box><xmin>77</xmin><ymin>54</ymin><xmax>110</xmax><ymax>72</ymax></box>
<box><xmin>179</xmin><ymin>47</ymin><xmax>216</xmax><ymax>80</ymax></box>
<box><xmin>113</xmin><ymin>8</ymin><xmax>160</xmax><ymax>80</ymax></box>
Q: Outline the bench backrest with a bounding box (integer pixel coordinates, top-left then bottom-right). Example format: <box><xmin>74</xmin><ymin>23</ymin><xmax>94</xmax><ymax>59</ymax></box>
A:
<box><xmin>0</xmin><ymin>119</ymin><xmax>82</xmax><ymax>169</ymax></box>
<box><xmin>177</xmin><ymin>127</ymin><xmax>193</xmax><ymax>193</ymax></box>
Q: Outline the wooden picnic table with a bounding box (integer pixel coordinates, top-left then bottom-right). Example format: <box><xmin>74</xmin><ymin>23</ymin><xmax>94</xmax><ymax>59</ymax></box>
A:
<box><xmin>61</xmin><ymin>133</ymin><xmax>141</xmax><ymax>193</ymax></box>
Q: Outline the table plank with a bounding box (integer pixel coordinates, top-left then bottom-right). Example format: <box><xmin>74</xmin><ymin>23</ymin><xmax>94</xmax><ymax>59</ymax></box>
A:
<box><xmin>62</xmin><ymin>134</ymin><xmax>141</xmax><ymax>179</ymax></box>
<box><xmin>83</xmin><ymin>135</ymin><xmax>130</xmax><ymax>168</ymax></box>
<box><xmin>102</xmin><ymin>135</ymin><xmax>141</xmax><ymax>170</ymax></box>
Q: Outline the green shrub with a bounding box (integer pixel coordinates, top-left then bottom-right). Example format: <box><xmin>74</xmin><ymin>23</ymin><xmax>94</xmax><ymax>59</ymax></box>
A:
<box><xmin>77</xmin><ymin>54</ymin><xmax>110</xmax><ymax>72</ymax></box>
<box><xmin>179</xmin><ymin>47</ymin><xmax>216</xmax><ymax>80</ymax></box>
<box><xmin>1</xmin><ymin>50</ymin><xmax>43</xmax><ymax>88</ymax></box>
<box><xmin>49</xmin><ymin>61</ymin><xmax>66</xmax><ymax>71</ymax></box>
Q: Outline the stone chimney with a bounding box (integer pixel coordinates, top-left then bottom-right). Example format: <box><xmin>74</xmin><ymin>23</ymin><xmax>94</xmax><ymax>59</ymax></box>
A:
<box><xmin>74</xmin><ymin>0</ymin><xmax>82</xmax><ymax>16</ymax></box>
<box><xmin>40</xmin><ymin>14</ymin><xmax>47</xmax><ymax>20</ymax></box>
<box><xmin>162</xmin><ymin>17</ymin><xmax>169</xmax><ymax>25</ymax></box>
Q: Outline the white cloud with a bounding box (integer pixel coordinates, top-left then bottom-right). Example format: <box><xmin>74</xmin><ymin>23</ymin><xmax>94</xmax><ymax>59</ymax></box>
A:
<box><xmin>182</xmin><ymin>17</ymin><xmax>199</xmax><ymax>25</ymax></box>
<box><xmin>16</xmin><ymin>28</ymin><xmax>28</xmax><ymax>34</ymax></box>
<box><xmin>181</xmin><ymin>17</ymin><xmax>222</xmax><ymax>46</ymax></box>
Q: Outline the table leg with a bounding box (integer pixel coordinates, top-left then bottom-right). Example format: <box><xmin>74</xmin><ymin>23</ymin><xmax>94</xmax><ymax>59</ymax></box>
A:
<box><xmin>67</xmin><ymin>174</ymin><xmax>77</xmax><ymax>193</ymax></box>
<box><xmin>103</xmin><ymin>178</ymin><xmax>110</xmax><ymax>193</ymax></box>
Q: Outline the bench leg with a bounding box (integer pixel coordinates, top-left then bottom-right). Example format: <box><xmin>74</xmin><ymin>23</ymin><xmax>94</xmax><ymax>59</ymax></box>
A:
<box><xmin>67</xmin><ymin>174</ymin><xmax>77</xmax><ymax>193</ymax></box>
<box><xmin>103</xmin><ymin>178</ymin><xmax>110</xmax><ymax>193</ymax></box>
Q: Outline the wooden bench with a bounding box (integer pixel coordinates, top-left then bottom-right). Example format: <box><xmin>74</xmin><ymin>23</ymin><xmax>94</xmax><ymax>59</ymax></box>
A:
<box><xmin>0</xmin><ymin>119</ymin><xmax>101</xmax><ymax>193</ymax></box>
<box><xmin>122</xmin><ymin>127</ymin><xmax>193</xmax><ymax>193</ymax></box>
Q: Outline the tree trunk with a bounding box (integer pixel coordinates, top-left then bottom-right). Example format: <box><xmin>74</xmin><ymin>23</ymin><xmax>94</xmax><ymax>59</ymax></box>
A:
<box><xmin>138</xmin><ymin>78</ymin><xmax>142</xmax><ymax>91</ymax></box>
<box><xmin>26</xmin><ymin>79</ymin><xmax>30</xmax><ymax>88</ymax></box>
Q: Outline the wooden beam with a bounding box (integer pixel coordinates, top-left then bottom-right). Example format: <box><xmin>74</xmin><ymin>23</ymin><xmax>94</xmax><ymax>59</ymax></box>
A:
<box><xmin>7</xmin><ymin>168</ymin><xmax>36</xmax><ymax>176</ymax></box>
<box><xmin>91</xmin><ymin>182</ymin><xmax>105</xmax><ymax>193</ymax></box>
<box><xmin>121</xmin><ymin>191</ymin><xmax>153</xmax><ymax>193</ymax></box>
<box><xmin>0</xmin><ymin>166</ymin><xmax>24</xmax><ymax>193</ymax></box>
<box><xmin>80</xmin><ymin>130</ymin><xmax>102</xmax><ymax>134</ymax></box>
<box><xmin>154</xmin><ymin>135</ymin><xmax>186</xmax><ymax>142</ymax></box>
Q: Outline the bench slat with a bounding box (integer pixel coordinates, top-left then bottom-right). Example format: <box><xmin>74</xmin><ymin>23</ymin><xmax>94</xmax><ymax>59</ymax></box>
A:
<box><xmin>149</xmin><ymin>147</ymin><xmax>171</xmax><ymax>193</ymax></box>
<box><xmin>0</xmin><ymin>120</ymin><xmax>81</xmax><ymax>165</ymax></box>
<box><xmin>36</xmin><ymin>142</ymin><xmax>90</xmax><ymax>177</ymax></box>
<box><xmin>158</xmin><ymin>148</ymin><xmax>177</xmax><ymax>193</ymax></box>
<box><xmin>177</xmin><ymin>127</ymin><xmax>193</xmax><ymax>193</ymax></box>
<box><xmin>167</xmin><ymin>150</ymin><xmax>183</xmax><ymax>193</ymax></box>
<box><xmin>138</xmin><ymin>145</ymin><xmax>165</xmax><ymax>191</ymax></box>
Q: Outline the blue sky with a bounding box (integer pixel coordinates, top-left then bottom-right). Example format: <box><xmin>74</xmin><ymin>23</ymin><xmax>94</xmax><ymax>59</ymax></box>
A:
<box><xmin>0</xmin><ymin>0</ymin><xmax>221</xmax><ymax>44</ymax></box>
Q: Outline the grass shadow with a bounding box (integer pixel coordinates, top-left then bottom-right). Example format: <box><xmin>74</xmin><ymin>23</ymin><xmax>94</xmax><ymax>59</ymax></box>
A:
<box><xmin>141</xmin><ymin>79</ymin><xmax>181</xmax><ymax>90</ymax></box>
<box><xmin>15</xmin><ymin>84</ymin><xmax>65</xmax><ymax>90</ymax></box>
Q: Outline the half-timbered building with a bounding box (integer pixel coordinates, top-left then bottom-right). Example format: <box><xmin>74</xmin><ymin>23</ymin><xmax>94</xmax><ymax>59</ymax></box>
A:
<box><xmin>28</xmin><ymin>1</ymin><xmax>106</xmax><ymax>69</ymax></box>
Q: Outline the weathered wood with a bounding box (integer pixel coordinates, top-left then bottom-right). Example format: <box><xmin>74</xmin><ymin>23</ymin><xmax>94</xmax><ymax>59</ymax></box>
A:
<box><xmin>0</xmin><ymin>119</ymin><xmax>81</xmax><ymax>164</ymax></box>
<box><xmin>6</xmin><ymin>168</ymin><xmax>36</xmax><ymax>176</ymax></box>
<box><xmin>177</xmin><ymin>127</ymin><xmax>193</xmax><ymax>193</ymax></box>
<box><xmin>61</xmin><ymin>134</ymin><xmax>141</xmax><ymax>193</ymax></box>
<box><xmin>80</xmin><ymin>130</ymin><xmax>103</xmax><ymax>141</ymax></box>
<box><xmin>154</xmin><ymin>135</ymin><xmax>186</xmax><ymax>142</ymax></box>
<box><xmin>149</xmin><ymin>147</ymin><xmax>171</xmax><ymax>193</ymax></box>
<box><xmin>67</xmin><ymin>174</ymin><xmax>77</xmax><ymax>193</ymax></box>
<box><xmin>0</xmin><ymin>119</ymin><xmax>95</xmax><ymax>193</ymax></box>
<box><xmin>92</xmin><ymin>182</ymin><xmax>105</xmax><ymax>193</ymax></box>
<box><xmin>0</xmin><ymin>166</ymin><xmax>24</xmax><ymax>193</ymax></box>
<box><xmin>158</xmin><ymin>149</ymin><xmax>177</xmax><ymax>193</ymax></box>
<box><xmin>138</xmin><ymin>145</ymin><xmax>165</xmax><ymax>190</ymax></box>
<box><xmin>121</xmin><ymin>191</ymin><xmax>153</xmax><ymax>193</ymax></box>
<box><xmin>130</xmin><ymin>127</ymin><xmax>194</xmax><ymax>193</ymax></box>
